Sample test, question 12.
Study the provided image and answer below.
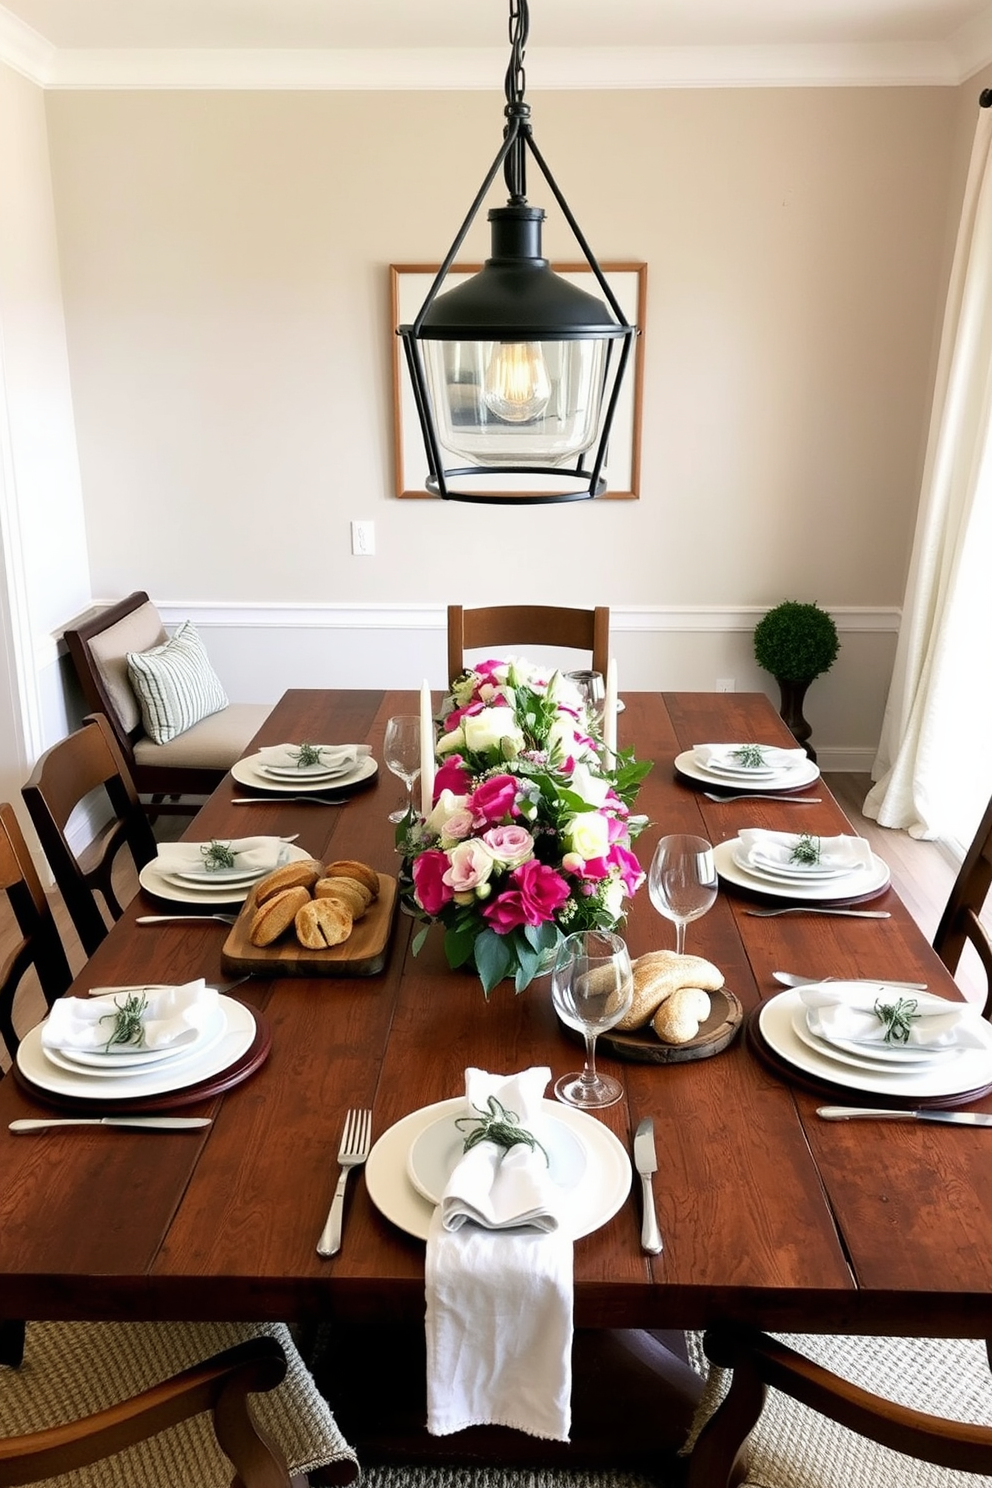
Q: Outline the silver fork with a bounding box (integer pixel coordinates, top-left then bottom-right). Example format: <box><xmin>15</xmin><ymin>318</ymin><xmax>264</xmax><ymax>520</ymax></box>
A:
<box><xmin>703</xmin><ymin>792</ymin><xmax>822</xmax><ymax>803</ymax></box>
<box><xmin>316</xmin><ymin>1108</ymin><xmax>373</xmax><ymax>1258</ymax></box>
<box><xmin>745</xmin><ymin>906</ymin><xmax>891</xmax><ymax>919</ymax></box>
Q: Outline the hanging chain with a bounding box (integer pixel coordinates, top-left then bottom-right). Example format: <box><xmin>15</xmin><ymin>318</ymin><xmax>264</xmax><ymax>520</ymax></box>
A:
<box><xmin>503</xmin><ymin>0</ymin><xmax>530</xmax><ymax>204</ymax></box>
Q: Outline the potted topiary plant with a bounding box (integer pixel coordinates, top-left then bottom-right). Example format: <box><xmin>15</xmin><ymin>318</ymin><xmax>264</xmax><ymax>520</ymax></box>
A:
<box><xmin>752</xmin><ymin>599</ymin><xmax>839</xmax><ymax>762</ymax></box>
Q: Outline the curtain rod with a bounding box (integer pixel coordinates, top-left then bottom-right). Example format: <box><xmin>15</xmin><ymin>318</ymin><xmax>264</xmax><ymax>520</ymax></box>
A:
<box><xmin>982</xmin><ymin>88</ymin><xmax>992</xmax><ymax>107</ymax></box>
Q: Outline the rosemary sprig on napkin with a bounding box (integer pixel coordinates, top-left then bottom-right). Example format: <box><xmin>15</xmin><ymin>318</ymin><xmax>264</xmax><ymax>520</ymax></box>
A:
<box><xmin>200</xmin><ymin>840</ymin><xmax>236</xmax><ymax>871</ymax></box>
<box><xmin>731</xmin><ymin>745</ymin><xmax>767</xmax><ymax>769</ymax></box>
<box><xmin>100</xmin><ymin>992</ymin><xmax>148</xmax><ymax>1051</ymax></box>
<box><xmin>874</xmin><ymin>996</ymin><xmax>920</xmax><ymax>1045</ymax></box>
<box><xmin>790</xmin><ymin>833</ymin><xmax>821</xmax><ymax>867</ymax></box>
<box><xmin>291</xmin><ymin>742</ymin><xmax>325</xmax><ymax>768</ymax></box>
<box><xmin>455</xmin><ymin>1095</ymin><xmax>550</xmax><ymax>1166</ymax></box>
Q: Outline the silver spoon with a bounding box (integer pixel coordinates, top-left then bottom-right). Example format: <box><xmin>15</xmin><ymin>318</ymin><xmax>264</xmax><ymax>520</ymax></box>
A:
<box><xmin>773</xmin><ymin>970</ymin><xmax>927</xmax><ymax>990</ymax></box>
<box><xmin>703</xmin><ymin>792</ymin><xmax>822</xmax><ymax>803</ymax></box>
<box><xmin>745</xmin><ymin>907</ymin><xmax>890</xmax><ymax>919</ymax></box>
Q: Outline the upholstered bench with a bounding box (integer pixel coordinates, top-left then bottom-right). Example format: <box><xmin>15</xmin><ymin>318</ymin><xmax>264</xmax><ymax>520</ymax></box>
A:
<box><xmin>64</xmin><ymin>591</ymin><xmax>271</xmax><ymax>813</ymax></box>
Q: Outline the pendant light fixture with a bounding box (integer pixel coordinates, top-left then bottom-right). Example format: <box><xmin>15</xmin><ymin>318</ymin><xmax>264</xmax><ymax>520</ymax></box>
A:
<box><xmin>397</xmin><ymin>0</ymin><xmax>637</xmax><ymax>505</ymax></box>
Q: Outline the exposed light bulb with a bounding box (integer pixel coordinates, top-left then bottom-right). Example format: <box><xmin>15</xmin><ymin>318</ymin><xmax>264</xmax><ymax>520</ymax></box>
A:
<box><xmin>483</xmin><ymin>341</ymin><xmax>551</xmax><ymax>423</ymax></box>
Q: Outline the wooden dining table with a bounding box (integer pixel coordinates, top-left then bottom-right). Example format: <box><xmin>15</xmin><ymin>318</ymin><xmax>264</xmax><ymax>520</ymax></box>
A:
<box><xmin>3</xmin><ymin>688</ymin><xmax>992</xmax><ymax>1474</ymax></box>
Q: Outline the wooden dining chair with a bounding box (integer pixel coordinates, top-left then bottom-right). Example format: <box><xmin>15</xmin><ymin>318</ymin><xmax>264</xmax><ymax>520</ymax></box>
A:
<box><xmin>447</xmin><ymin>604</ymin><xmax>610</xmax><ymax>685</ymax></box>
<box><xmin>686</xmin><ymin>1325</ymin><xmax>992</xmax><ymax>1488</ymax></box>
<box><xmin>21</xmin><ymin>713</ymin><xmax>158</xmax><ymax>957</ymax></box>
<box><xmin>0</xmin><ymin>801</ymin><xmax>72</xmax><ymax>1061</ymax></box>
<box><xmin>933</xmin><ymin>790</ymin><xmax>992</xmax><ymax>1019</ymax></box>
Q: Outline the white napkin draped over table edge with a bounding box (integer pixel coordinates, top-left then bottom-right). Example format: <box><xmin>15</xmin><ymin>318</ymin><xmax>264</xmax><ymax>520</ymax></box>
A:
<box><xmin>800</xmin><ymin>983</ymin><xmax>989</xmax><ymax>1051</ymax></box>
<box><xmin>425</xmin><ymin>1066</ymin><xmax>573</xmax><ymax>1443</ymax></box>
<box><xmin>256</xmin><ymin>742</ymin><xmax>370</xmax><ymax>772</ymax></box>
<box><xmin>41</xmin><ymin>980</ymin><xmax>219</xmax><ymax>1053</ymax></box>
<box><xmin>155</xmin><ymin>836</ymin><xmax>292</xmax><ymax>875</ymax></box>
<box><xmin>737</xmin><ymin>828</ymin><xmax>874</xmax><ymax>875</ymax></box>
<box><xmin>693</xmin><ymin>742</ymin><xmax>808</xmax><ymax>772</ymax></box>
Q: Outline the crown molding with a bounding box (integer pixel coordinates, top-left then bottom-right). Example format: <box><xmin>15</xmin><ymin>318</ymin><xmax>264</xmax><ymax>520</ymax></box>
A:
<box><xmin>0</xmin><ymin>31</ymin><xmax>981</xmax><ymax>92</ymax></box>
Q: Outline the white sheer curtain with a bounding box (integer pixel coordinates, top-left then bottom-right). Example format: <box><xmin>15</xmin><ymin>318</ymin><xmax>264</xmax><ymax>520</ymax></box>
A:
<box><xmin>864</xmin><ymin>103</ymin><xmax>992</xmax><ymax>843</ymax></box>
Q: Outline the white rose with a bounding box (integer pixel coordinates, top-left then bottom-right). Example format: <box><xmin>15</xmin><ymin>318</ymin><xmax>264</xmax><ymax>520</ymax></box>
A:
<box><xmin>569</xmin><ymin>762</ymin><xmax>611</xmax><ymax>809</ymax></box>
<box><xmin>435</xmin><ymin>725</ymin><xmax>465</xmax><ymax>756</ymax></box>
<box><xmin>463</xmin><ymin>707</ymin><xmax>525</xmax><ymax>756</ymax></box>
<box><xmin>564</xmin><ymin>810</ymin><xmax>611</xmax><ymax>862</ymax></box>
<box><xmin>425</xmin><ymin>789</ymin><xmax>469</xmax><ymax>837</ymax></box>
<box><xmin>602</xmin><ymin>875</ymin><xmax>626</xmax><ymax>919</ymax></box>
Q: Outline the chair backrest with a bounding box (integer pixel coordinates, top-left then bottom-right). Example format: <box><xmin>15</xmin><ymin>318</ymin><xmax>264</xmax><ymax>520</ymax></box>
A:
<box><xmin>687</xmin><ymin>1326</ymin><xmax>992</xmax><ymax>1487</ymax></box>
<box><xmin>933</xmin><ymin>791</ymin><xmax>992</xmax><ymax>1019</ymax></box>
<box><xmin>447</xmin><ymin>605</ymin><xmax>610</xmax><ymax>685</ymax></box>
<box><xmin>21</xmin><ymin>714</ymin><xmax>157</xmax><ymax>958</ymax></box>
<box><xmin>0</xmin><ymin>803</ymin><xmax>72</xmax><ymax>1061</ymax></box>
<box><xmin>63</xmin><ymin>591</ymin><xmax>168</xmax><ymax>768</ymax></box>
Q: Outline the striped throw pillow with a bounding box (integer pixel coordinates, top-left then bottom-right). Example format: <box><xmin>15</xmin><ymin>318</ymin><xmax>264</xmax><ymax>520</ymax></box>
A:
<box><xmin>126</xmin><ymin>621</ymin><xmax>228</xmax><ymax>745</ymax></box>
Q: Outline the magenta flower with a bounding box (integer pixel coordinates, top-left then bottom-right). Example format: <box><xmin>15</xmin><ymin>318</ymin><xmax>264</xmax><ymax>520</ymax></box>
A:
<box><xmin>433</xmin><ymin>754</ymin><xmax>472</xmax><ymax>804</ymax></box>
<box><xmin>608</xmin><ymin>843</ymin><xmax>645</xmax><ymax>895</ymax></box>
<box><xmin>412</xmin><ymin>850</ymin><xmax>455</xmax><ymax>916</ymax></box>
<box><xmin>470</xmin><ymin>774</ymin><xmax>519</xmax><ymax>827</ymax></box>
<box><xmin>514</xmin><ymin>859</ymin><xmax>571</xmax><ymax>923</ymax></box>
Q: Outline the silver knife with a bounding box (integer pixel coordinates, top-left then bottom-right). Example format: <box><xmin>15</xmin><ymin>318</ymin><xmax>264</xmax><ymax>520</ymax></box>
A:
<box><xmin>633</xmin><ymin>1117</ymin><xmax>663</xmax><ymax>1254</ymax></box>
<box><xmin>9</xmin><ymin>1117</ymin><xmax>212</xmax><ymax>1133</ymax></box>
<box><xmin>818</xmin><ymin>1107</ymin><xmax>992</xmax><ymax>1127</ymax></box>
<box><xmin>774</xmin><ymin>972</ymin><xmax>928</xmax><ymax>991</ymax></box>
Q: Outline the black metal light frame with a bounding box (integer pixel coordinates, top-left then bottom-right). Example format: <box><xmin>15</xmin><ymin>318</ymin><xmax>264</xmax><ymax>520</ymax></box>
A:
<box><xmin>396</xmin><ymin>0</ymin><xmax>638</xmax><ymax>505</ymax></box>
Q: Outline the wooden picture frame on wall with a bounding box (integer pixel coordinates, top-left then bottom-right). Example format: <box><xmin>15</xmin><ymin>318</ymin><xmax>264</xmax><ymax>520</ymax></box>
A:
<box><xmin>390</xmin><ymin>262</ymin><xmax>647</xmax><ymax>501</ymax></box>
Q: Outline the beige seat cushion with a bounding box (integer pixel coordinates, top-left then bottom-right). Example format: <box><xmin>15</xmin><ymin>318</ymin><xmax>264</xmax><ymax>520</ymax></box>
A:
<box><xmin>87</xmin><ymin>601</ymin><xmax>168</xmax><ymax>735</ymax></box>
<box><xmin>132</xmin><ymin>703</ymin><xmax>272</xmax><ymax>771</ymax></box>
<box><xmin>0</xmin><ymin>1319</ymin><xmax>357</xmax><ymax>1488</ymax></box>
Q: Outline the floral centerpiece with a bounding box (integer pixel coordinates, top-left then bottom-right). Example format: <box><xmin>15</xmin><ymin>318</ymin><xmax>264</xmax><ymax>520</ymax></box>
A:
<box><xmin>396</xmin><ymin>658</ymin><xmax>651</xmax><ymax>996</ymax></box>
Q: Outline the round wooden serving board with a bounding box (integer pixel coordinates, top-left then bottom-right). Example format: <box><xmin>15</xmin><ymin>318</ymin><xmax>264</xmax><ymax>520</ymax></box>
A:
<box><xmin>562</xmin><ymin>988</ymin><xmax>744</xmax><ymax>1065</ymax></box>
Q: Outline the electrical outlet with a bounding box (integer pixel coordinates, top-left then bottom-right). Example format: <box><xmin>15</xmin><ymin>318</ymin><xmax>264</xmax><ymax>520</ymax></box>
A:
<box><xmin>716</xmin><ymin>677</ymin><xmax>736</xmax><ymax>693</ymax></box>
<box><xmin>351</xmin><ymin>521</ymin><xmax>375</xmax><ymax>557</ymax></box>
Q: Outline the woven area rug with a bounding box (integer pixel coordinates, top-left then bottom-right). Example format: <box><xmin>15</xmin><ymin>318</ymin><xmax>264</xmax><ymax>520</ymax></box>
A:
<box><xmin>684</xmin><ymin>1331</ymin><xmax>992</xmax><ymax>1487</ymax></box>
<box><xmin>361</xmin><ymin>1472</ymin><xmax>670</xmax><ymax>1488</ymax></box>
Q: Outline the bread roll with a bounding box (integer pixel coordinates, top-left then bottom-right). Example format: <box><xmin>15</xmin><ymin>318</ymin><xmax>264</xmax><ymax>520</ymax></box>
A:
<box><xmin>322</xmin><ymin>860</ymin><xmax>379</xmax><ymax>899</ymax></box>
<box><xmin>254</xmin><ymin>859</ymin><xmax>323</xmax><ymax>904</ymax></box>
<box><xmin>615</xmin><ymin>950</ymin><xmax>724</xmax><ymax>1031</ymax></box>
<box><xmin>295</xmin><ymin>897</ymin><xmax>353</xmax><ymax>949</ymax></box>
<box><xmin>652</xmin><ymin>987</ymin><xmax>712</xmax><ymax>1044</ymax></box>
<box><xmin>315</xmin><ymin>875</ymin><xmax>370</xmax><ymax>918</ymax></box>
<box><xmin>250</xmin><ymin>885</ymin><xmax>311</xmax><ymax>946</ymax></box>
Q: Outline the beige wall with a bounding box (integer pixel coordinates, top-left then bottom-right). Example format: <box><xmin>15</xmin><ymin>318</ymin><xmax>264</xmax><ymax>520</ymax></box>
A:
<box><xmin>44</xmin><ymin>86</ymin><xmax>956</xmax><ymax>614</ymax></box>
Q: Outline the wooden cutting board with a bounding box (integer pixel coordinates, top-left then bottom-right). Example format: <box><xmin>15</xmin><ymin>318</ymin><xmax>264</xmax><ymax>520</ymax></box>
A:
<box><xmin>220</xmin><ymin>874</ymin><xmax>399</xmax><ymax>978</ymax></box>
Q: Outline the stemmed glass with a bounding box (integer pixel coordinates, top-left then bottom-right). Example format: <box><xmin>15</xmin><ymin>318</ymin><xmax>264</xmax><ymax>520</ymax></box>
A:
<box><xmin>550</xmin><ymin>929</ymin><xmax>634</xmax><ymax>1109</ymax></box>
<box><xmin>566</xmin><ymin>669</ymin><xmax>606</xmax><ymax>731</ymax></box>
<box><xmin>648</xmin><ymin>834</ymin><xmax>718</xmax><ymax>955</ymax></box>
<box><xmin>383</xmin><ymin>715</ymin><xmax>421</xmax><ymax>823</ymax></box>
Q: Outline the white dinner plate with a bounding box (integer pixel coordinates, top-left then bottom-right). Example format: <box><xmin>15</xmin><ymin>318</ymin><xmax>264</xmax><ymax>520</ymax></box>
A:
<box><xmin>789</xmin><ymin>1006</ymin><xmax>959</xmax><ymax>1073</ymax></box>
<box><xmin>759</xmin><ymin>989</ymin><xmax>992</xmax><ymax>1099</ymax></box>
<box><xmin>17</xmin><ymin>996</ymin><xmax>255</xmax><ymax>1102</ymax></box>
<box><xmin>715</xmin><ymin>839</ymin><xmax>891</xmax><ymax>903</ymax></box>
<box><xmin>366</xmin><ymin>1097</ymin><xmax>631</xmax><ymax>1243</ymax></box>
<box><xmin>674</xmin><ymin>750</ymin><xmax>820</xmax><ymax>793</ymax></box>
<box><xmin>257</xmin><ymin>762</ymin><xmax>352</xmax><ymax>782</ymax></box>
<box><xmin>406</xmin><ymin>1105</ymin><xmax>588</xmax><ymax>1205</ymax></box>
<box><xmin>139</xmin><ymin>842</ymin><xmax>314</xmax><ymax>905</ymax></box>
<box><xmin>45</xmin><ymin>1004</ymin><xmax>228</xmax><ymax>1078</ymax></box>
<box><xmin>731</xmin><ymin>848</ymin><xmax>862</xmax><ymax>886</ymax></box>
<box><xmin>704</xmin><ymin>760</ymin><xmax>780</xmax><ymax>780</ymax></box>
<box><xmin>231</xmin><ymin>754</ymin><xmax>378</xmax><ymax>796</ymax></box>
<box><xmin>169</xmin><ymin>866</ymin><xmax>269</xmax><ymax>887</ymax></box>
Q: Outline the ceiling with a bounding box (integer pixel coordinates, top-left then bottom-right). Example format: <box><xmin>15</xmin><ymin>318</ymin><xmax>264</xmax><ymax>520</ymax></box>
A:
<box><xmin>1</xmin><ymin>0</ymin><xmax>991</xmax><ymax>89</ymax></box>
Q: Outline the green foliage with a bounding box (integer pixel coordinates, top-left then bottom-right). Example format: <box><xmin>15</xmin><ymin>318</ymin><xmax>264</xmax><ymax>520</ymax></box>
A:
<box><xmin>753</xmin><ymin>600</ymin><xmax>839</xmax><ymax>683</ymax></box>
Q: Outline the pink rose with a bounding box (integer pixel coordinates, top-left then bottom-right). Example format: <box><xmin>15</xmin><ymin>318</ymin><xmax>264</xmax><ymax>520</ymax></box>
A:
<box><xmin>469</xmin><ymin>774</ymin><xmax>519</xmax><ymax>827</ymax></box>
<box><xmin>412</xmin><ymin>850</ymin><xmax>455</xmax><ymax>916</ymax></box>
<box><xmin>481</xmin><ymin>889</ymin><xmax>529</xmax><ymax>935</ymax></box>
<box><xmin>608</xmin><ymin>843</ymin><xmax>645</xmax><ymax>896</ymax></box>
<box><xmin>442</xmin><ymin>839</ymin><xmax>495</xmax><ymax>892</ymax></box>
<box><xmin>433</xmin><ymin>754</ymin><xmax>472</xmax><ymax>804</ymax></box>
<box><xmin>481</xmin><ymin>824</ymin><xmax>534</xmax><ymax>867</ymax></box>
<box><xmin>487</xmin><ymin>858</ymin><xmax>570</xmax><ymax>927</ymax></box>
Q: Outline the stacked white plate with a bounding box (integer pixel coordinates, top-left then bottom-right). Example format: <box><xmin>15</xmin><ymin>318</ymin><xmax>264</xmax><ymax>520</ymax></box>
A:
<box><xmin>231</xmin><ymin>751</ymin><xmax>378</xmax><ymax>796</ymax></box>
<box><xmin>758</xmin><ymin>986</ymin><xmax>992</xmax><ymax>1100</ymax></box>
<box><xmin>139</xmin><ymin>841</ymin><xmax>315</xmax><ymax>906</ymax></box>
<box><xmin>714</xmin><ymin>837</ymin><xmax>891</xmax><ymax>903</ymax></box>
<box><xmin>18</xmin><ymin>992</ymin><xmax>257</xmax><ymax>1102</ymax></box>
<box><xmin>364</xmin><ymin>1098</ymin><xmax>631</xmax><ymax>1242</ymax></box>
<box><xmin>675</xmin><ymin>744</ymin><xmax>820</xmax><ymax>793</ymax></box>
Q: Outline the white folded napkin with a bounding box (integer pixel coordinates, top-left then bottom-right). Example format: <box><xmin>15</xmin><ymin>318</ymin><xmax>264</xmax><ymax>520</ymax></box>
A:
<box><xmin>256</xmin><ymin>742</ymin><xmax>370</xmax><ymax>773</ymax></box>
<box><xmin>426</xmin><ymin>1067</ymin><xmax>573</xmax><ymax>1442</ymax></box>
<box><xmin>738</xmin><ymin>829</ymin><xmax>874</xmax><ymax>876</ymax></box>
<box><xmin>155</xmin><ymin>837</ymin><xmax>290</xmax><ymax>876</ymax></box>
<box><xmin>694</xmin><ymin>742</ymin><xmax>808</xmax><ymax>774</ymax></box>
<box><xmin>800</xmin><ymin>983</ymin><xmax>989</xmax><ymax>1051</ymax></box>
<box><xmin>42</xmin><ymin>980</ymin><xmax>219</xmax><ymax>1053</ymax></box>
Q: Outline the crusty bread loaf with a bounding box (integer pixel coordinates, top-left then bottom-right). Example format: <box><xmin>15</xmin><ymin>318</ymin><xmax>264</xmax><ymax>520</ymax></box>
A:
<box><xmin>652</xmin><ymin>987</ymin><xmax>712</xmax><ymax>1044</ymax></box>
<box><xmin>249</xmin><ymin>885</ymin><xmax>311</xmax><ymax>946</ymax></box>
<box><xmin>322</xmin><ymin>859</ymin><xmax>379</xmax><ymax>899</ymax></box>
<box><xmin>295</xmin><ymin>897</ymin><xmax>353</xmax><ymax>949</ymax></box>
<box><xmin>314</xmin><ymin>875</ymin><xmax>370</xmax><ymax>918</ymax></box>
<box><xmin>254</xmin><ymin>859</ymin><xmax>323</xmax><ymax>905</ymax></box>
<box><xmin>615</xmin><ymin>950</ymin><xmax>724</xmax><ymax>1031</ymax></box>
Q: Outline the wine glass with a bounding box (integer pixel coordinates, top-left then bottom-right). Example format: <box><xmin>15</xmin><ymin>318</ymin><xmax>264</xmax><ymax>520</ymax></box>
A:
<box><xmin>550</xmin><ymin>929</ymin><xmax>634</xmax><ymax>1109</ymax></box>
<box><xmin>565</xmin><ymin>670</ymin><xmax>606</xmax><ymax>731</ymax></box>
<box><xmin>383</xmin><ymin>715</ymin><xmax>421</xmax><ymax>823</ymax></box>
<box><xmin>648</xmin><ymin>834</ymin><xmax>718</xmax><ymax>955</ymax></box>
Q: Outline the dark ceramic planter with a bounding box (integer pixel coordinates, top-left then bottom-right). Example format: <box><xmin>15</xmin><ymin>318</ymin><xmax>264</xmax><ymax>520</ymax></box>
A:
<box><xmin>776</xmin><ymin>678</ymin><xmax>816</xmax><ymax>762</ymax></box>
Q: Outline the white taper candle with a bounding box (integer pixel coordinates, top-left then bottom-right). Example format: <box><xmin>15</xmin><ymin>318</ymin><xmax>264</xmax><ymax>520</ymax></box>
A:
<box><xmin>604</xmin><ymin>657</ymin><xmax>618</xmax><ymax>755</ymax></box>
<box><xmin>420</xmin><ymin>680</ymin><xmax>434</xmax><ymax>817</ymax></box>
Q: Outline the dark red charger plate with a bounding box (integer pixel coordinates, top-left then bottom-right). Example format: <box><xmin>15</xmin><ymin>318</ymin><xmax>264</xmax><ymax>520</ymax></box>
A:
<box><xmin>11</xmin><ymin>1004</ymin><xmax>271</xmax><ymax>1115</ymax></box>
<box><xmin>745</xmin><ymin>1008</ymin><xmax>992</xmax><ymax>1110</ymax></box>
